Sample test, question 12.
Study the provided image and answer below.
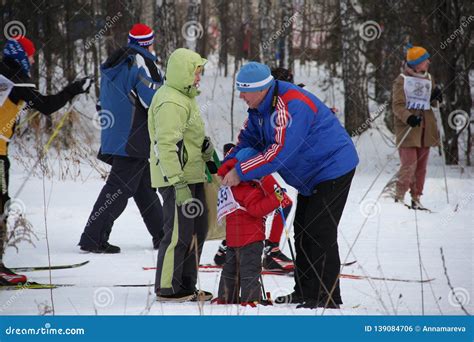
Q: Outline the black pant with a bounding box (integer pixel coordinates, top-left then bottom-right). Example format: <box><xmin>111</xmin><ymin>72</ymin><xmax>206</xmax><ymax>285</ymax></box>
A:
<box><xmin>155</xmin><ymin>183</ymin><xmax>208</xmax><ymax>295</ymax></box>
<box><xmin>79</xmin><ymin>156</ymin><xmax>163</xmax><ymax>249</ymax></box>
<box><xmin>218</xmin><ymin>241</ymin><xmax>263</xmax><ymax>303</ymax></box>
<box><xmin>0</xmin><ymin>156</ymin><xmax>10</xmax><ymax>260</ymax></box>
<box><xmin>0</xmin><ymin>156</ymin><xmax>10</xmax><ymax>212</ymax></box>
<box><xmin>293</xmin><ymin>169</ymin><xmax>355</xmax><ymax>304</ymax></box>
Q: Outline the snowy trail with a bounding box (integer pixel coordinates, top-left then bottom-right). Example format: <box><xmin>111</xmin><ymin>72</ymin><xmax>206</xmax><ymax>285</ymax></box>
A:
<box><xmin>2</xmin><ymin>143</ymin><xmax>472</xmax><ymax>315</ymax></box>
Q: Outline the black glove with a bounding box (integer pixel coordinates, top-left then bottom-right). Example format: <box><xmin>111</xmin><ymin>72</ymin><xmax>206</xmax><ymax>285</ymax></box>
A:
<box><xmin>430</xmin><ymin>86</ymin><xmax>442</xmax><ymax>103</ymax></box>
<box><xmin>65</xmin><ymin>77</ymin><xmax>93</xmax><ymax>97</ymax></box>
<box><xmin>206</xmin><ymin>160</ymin><xmax>218</xmax><ymax>174</ymax></box>
<box><xmin>406</xmin><ymin>115</ymin><xmax>422</xmax><ymax>127</ymax></box>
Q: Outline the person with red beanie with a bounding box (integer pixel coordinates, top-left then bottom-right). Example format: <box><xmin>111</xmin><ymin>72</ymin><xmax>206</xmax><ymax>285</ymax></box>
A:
<box><xmin>216</xmin><ymin>148</ymin><xmax>292</xmax><ymax>305</ymax></box>
<box><xmin>79</xmin><ymin>23</ymin><xmax>164</xmax><ymax>254</ymax></box>
<box><xmin>0</xmin><ymin>35</ymin><xmax>92</xmax><ymax>285</ymax></box>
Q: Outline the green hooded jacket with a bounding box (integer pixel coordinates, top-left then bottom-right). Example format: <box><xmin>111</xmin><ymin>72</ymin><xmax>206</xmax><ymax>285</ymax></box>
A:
<box><xmin>148</xmin><ymin>48</ymin><xmax>208</xmax><ymax>188</ymax></box>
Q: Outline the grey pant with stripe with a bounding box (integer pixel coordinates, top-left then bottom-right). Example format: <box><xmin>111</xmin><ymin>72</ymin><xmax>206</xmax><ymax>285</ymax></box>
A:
<box><xmin>155</xmin><ymin>183</ymin><xmax>208</xmax><ymax>295</ymax></box>
<box><xmin>218</xmin><ymin>241</ymin><xmax>264</xmax><ymax>303</ymax></box>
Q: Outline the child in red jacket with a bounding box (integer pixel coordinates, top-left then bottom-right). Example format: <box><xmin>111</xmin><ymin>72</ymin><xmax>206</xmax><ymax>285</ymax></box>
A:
<box><xmin>216</xmin><ymin>148</ymin><xmax>292</xmax><ymax>304</ymax></box>
<box><xmin>214</xmin><ymin>143</ymin><xmax>294</xmax><ymax>272</ymax></box>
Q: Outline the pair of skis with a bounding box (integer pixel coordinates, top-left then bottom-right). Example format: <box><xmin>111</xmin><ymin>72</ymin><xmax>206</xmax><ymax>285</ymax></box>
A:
<box><xmin>145</xmin><ymin>261</ymin><xmax>434</xmax><ymax>284</ymax></box>
<box><xmin>1</xmin><ymin>259</ymin><xmax>434</xmax><ymax>290</ymax></box>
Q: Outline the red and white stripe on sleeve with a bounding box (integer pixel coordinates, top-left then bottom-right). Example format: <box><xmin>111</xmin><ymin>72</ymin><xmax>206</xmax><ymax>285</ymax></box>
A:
<box><xmin>240</xmin><ymin>97</ymin><xmax>289</xmax><ymax>174</ymax></box>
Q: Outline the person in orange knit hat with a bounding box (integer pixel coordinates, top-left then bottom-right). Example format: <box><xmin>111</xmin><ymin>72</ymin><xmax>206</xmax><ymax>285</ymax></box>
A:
<box><xmin>391</xmin><ymin>44</ymin><xmax>442</xmax><ymax>209</ymax></box>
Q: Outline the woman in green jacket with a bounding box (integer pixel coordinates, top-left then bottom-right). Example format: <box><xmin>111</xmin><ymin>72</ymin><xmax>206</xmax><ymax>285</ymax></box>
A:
<box><xmin>148</xmin><ymin>48</ymin><xmax>213</xmax><ymax>302</ymax></box>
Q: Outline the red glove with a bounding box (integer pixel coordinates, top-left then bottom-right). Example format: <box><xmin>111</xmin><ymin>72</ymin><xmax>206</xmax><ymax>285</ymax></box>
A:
<box><xmin>217</xmin><ymin>158</ymin><xmax>238</xmax><ymax>177</ymax></box>
<box><xmin>259</xmin><ymin>175</ymin><xmax>292</xmax><ymax>208</ymax></box>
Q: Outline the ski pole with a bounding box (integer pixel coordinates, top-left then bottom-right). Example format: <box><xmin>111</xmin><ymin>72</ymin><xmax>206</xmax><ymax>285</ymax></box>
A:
<box><xmin>277</xmin><ymin>206</ymin><xmax>304</xmax><ymax>301</ymax></box>
<box><xmin>359</xmin><ymin>126</ymin><xmax>413</xmax><ymax>204</ymax></box>
<box><xmin>432</xmin><ymin>105</ymin><xmax>449</xmax><ymax>204</ymax></box>
<box><xmin>260</xmin><ymin>274</ymin><xmax>267</xmax><ymax>302</ymax></box>
<box><xmin>414</xmin><ymin>209</ymin><xmax>425</xmax><ymax>315</ymax></box>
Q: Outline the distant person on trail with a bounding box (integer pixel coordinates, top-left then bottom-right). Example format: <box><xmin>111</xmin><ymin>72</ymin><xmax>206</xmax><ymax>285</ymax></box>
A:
<box><xmin>0</xmin><ymin>35</ymin><xmax>91</xmax><ymax>285</ymax></box>
<box><xmin>392</xmin><ymin>44</ymin><xmax>441</xmax><ymax>210</ymax></box>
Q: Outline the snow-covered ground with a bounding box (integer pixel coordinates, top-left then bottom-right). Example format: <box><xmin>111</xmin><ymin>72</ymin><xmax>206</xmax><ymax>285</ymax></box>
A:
<box><xmin>1</xmin><ymin>59</ymin><xmax>472</xmax><ymax>315</ymax></box>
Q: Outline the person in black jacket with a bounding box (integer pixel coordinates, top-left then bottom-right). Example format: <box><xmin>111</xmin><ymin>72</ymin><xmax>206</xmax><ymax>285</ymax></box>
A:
<box><xmin>78</xmin><ymin>24</ymin><xmax>164</xmax><ymax>254</ymax></box>
<box><xmin>0</xmin><ymin>35</ymin><xmax>91</xmax><ymax>285</ymax></box>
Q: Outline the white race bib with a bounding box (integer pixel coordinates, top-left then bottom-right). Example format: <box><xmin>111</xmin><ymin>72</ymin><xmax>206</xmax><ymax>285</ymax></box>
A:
<box><xmin>217</xmin><ymin>186</ymin><xmax>243</xmax><ymax>222</ymax></box>
<box><xmin>0</xmin><ymin>74</ymin><xmax>14</xmax><ymax>107</ymax></box>
<box><xmin>402</xmin><ymin>75</ymin><xmax>432</xmax><ymax>110</ymax></box>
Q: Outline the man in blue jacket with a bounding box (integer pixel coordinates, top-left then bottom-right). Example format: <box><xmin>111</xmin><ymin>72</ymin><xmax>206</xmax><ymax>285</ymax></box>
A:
<box><xmin>222</xmin><ymin>62</ymin><xmax>359</xmax><ymax>309</ymax></box>
<box><xmin>79</xmin><ymin>24</ymin><xmax>164</xmax><ymax>253</ymax></box>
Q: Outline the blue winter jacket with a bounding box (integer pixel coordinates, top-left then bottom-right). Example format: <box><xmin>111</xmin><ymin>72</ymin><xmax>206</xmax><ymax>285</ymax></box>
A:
<box><xmin>226</xmin><ymin>80</ymin><xmax>359</xmax><ymax>196</ymax></box>
<box><xmin>98</xmin><ymin>44</ymin><xmax>163</xmax><ymax>158</ymax></box>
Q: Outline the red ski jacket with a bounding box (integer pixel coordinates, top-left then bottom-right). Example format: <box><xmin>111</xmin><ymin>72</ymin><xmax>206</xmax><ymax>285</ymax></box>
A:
<box><xmin>218</xmin><ymin>160</ymin><xmax>292</xmax><ymax>247</ymax></box>
<box><xmin>225</xmin><ymin>180</ymin><xmax>280</xmax><ymax>247</ymax></box>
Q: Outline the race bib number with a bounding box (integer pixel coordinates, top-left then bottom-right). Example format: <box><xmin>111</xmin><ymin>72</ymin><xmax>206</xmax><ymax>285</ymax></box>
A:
<box><xmin>0</xmin><ymin>74</ymin><xmax>14</xmax><ymax>107</ymax></box>
<box><xmin>403</xmin><ymin>76</ymin><xmax>432</xmax><ymax>110</ymax></box>
<box><xmin>217</xmin><ymin>186</ymin><xmax>242</xmax><ymax>222</ymax></box>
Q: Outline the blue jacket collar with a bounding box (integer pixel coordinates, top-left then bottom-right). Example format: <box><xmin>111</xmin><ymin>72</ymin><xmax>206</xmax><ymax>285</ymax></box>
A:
<box><xmin>127</xmin><ymin>43</ymin><xmax>157</xmax><ymax>62</ymax></box>
<box><xmin>256</xmin><ymin>81</ymin><xmax>277</xmax><ymax>115</ymax></box>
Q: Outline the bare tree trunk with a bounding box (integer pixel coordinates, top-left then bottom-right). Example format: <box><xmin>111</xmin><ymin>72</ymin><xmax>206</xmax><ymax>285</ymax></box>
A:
<box><xmin>278</xmin><ymin>0</ymin><xmax>294</xmax><ymax>70</ymax></box>
<box><xmin>185</xmin><ymin>0</ymin><xmax>201</xmax><ymax>51</ymax></box>
<box><xmin>339</xmin><ymin>0</ymin><xmax>369</xmax><ymax>135</ymax></box>
<box><xmin>42</xmin><ymin>2</ymin><xmax>55</xmax><ymax>134</ymax></box>
<box><xmin>218</xmin><ymin>0</ymin><xmax>229</xmax><ymax>76</ymax></box>
<box><xmin>104</xmin><ymin>0</ymin><xmax>132</xmax><ymax>56</ymax></box>
<box><xmin>155</xmin><ymin>0</ymin><xmax>179</xmax><ymax>64</ymax></box>
<box><xmin>197</xmin><ymin>0</ymin><xmax>208</xmax><ymax>57</ymax></box>
<box><xmin>433</xmin><ymin>0</ymin><xmax>472</xmax><ymax>165</ymax></box>
<box><xmin>139</xmin><ymin>0</ymin><xmax>154</xmax><ymax>27</ymax></box>
<box><xmin>259</xmin><ymin>0</ymin><xmax>276</xmax><ymax>66</ymax></box>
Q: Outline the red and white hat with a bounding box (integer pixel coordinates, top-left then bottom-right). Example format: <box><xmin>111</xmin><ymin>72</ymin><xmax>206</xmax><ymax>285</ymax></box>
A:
<box><xmin>128</xmin><ymin>23</ymin><xmax>154</xmax><ymax>47</ymax></box>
